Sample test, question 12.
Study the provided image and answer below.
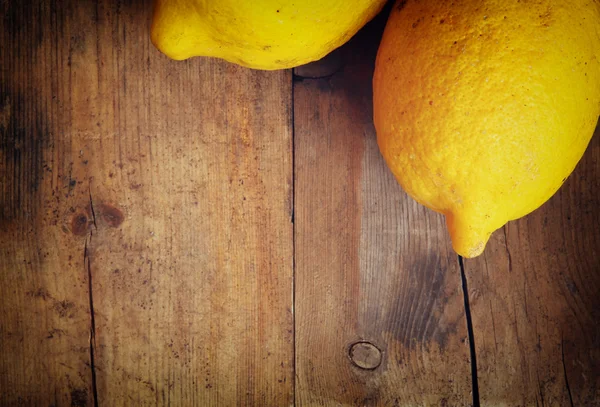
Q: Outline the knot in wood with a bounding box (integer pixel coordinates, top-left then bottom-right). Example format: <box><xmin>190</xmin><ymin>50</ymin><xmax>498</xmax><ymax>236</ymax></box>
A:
<box><xmin>99</xmin><ymin>203</ymin><xmax>124</xmax><ymax>228</ymax></box>
<box><xmin>349</xmin><ymin>341</ymin><xmax>382</xmax><ymax>370</ymax></box>
<box><xmin>70</xmin><ymin>212</ymin><xmax>90</xmax><ymax>236</ymax></box>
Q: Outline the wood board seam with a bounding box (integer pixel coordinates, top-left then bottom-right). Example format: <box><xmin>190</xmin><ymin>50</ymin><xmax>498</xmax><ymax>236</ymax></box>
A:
<box><xmin>85</xmin><ymin>186</ymin><xmax>99</xmax><ymax>407</ymax></box>
<box><xmin>460</xmin><ymin>255</ymin><xmax>480</xmax><ymax>407</ymax></box>
<box><xmin>291</xmin><ymin>70</ymin><xmax>297</xmax><ymax>407</ymax></box>
<box><xmin>561</xmin><ymin>335</ymin><xmax>575</xmax><ymax>407</ymax></box>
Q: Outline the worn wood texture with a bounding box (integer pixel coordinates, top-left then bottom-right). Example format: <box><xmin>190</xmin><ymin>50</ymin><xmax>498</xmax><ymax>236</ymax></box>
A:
<box><xmin>293</xmin><ymin>13</ymin><xmax>473</xmax><ymax>407</ymax></box>
<box><xmin>0</xmin><ymin>1</ymin><xmax>294</xmax><ymax>406</ymax></box>
<box><xmin>465</xmin><ymin>125</ymin><xmax>600</xmax><ymax>406</ymax></box>
<box><xmin>2</xmin><ymin>0</ymin><xmax>600</xmax><ymax>406</ymax></box>
<box><xmin>0</xmin><ymin>1</ymin><xmax>95</xmax><ymax>405</ymax></box>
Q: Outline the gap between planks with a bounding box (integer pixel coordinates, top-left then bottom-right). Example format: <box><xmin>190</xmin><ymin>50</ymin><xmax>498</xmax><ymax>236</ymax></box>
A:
<box><xmin>459</xmin><ymin>255</ymin><xmax>480</xmax><ymax>407</ymax></box>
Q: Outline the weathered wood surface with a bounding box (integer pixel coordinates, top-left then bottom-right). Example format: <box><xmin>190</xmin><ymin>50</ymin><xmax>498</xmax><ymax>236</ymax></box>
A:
<box><xmin>465</xmin><ymin>125</ymin><xmax>600</xmax><ymax>406</ymax></box>
<box><xmin>293</xmin><ymin>12</ymin><xmax>472</xmax><ymax>406</ymax></box>
<box><xmin>1</xmin><ymin>1</ymin><xmax>293</xmax><ymax>405</ymax></box>
<box><xmin>1</xmin><ymin>1</ymin><xmax>96</xmax><ymax>404</ymax></box>
<box><xmin>1</xmin><ymin>1</ymin><xmax>599</xmax><ymax>406</ymax></box>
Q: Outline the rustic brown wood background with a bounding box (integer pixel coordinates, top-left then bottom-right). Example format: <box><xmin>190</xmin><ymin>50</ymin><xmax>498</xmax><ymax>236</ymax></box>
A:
<box><xmin>1</xmin><ymin>1</ymin><xmax>598</xmax><ymax>406</ymax></box>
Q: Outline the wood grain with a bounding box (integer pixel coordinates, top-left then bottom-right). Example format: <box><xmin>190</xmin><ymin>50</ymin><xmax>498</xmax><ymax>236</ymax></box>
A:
<box><xmin>1</xmin><ymin>1</ymin><xmax>294</xmax><ymax>405</ymax></box>
<box><xmin>2</xmin><ymin>0</ymin><xmax>599</xmax><ymax>405</ymax></box>
<box><xmin>465</xmin><ymin>124</ymin><xmax>600</xmax><ymax>406</ymax></box>
<box><xmin>293</xmin><ymin>11</ymin><xmax>473</xmax><ymax>406</ymax></box>
<box><xmin>1</xmin><ymin>1</ymin><xmax>95</xmax><ymax>405</ymax></box>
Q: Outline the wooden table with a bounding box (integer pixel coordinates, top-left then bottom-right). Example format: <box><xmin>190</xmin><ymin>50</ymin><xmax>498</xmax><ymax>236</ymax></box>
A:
<box><xmin>1</xmin><ymin>1</ymin><xmax>599</xmax><ymax>406</ymax></box>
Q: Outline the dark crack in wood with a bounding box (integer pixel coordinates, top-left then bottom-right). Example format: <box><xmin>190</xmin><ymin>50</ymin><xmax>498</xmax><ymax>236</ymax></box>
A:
<box><xmin>89</xmin><ymin>185</ymin><xmax>97</xmax><ymax>230</ymax></box>
<box><xmin>85</xmin><ymin>234</ymin><xmax>99</xmax><ymax>407</ymax></box>
<box><xmin>459</xmin><ymin>255</ymin><xmax>480</xmax><ymax>407</ymax></box>
<box><xmin>561</xmin><ymin>337</ymin><xmax>574</xmax><ymax>407</ymax></box>
<box><xmin>502</xmin><ymin>227</ymin><xmax>513</xmax><ymax>273</ymax></box>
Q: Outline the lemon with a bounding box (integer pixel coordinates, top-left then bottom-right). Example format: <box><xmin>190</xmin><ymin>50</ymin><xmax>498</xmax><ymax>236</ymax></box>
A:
<box><xmin>373</xmin><ymin>0</ymin><xmax>600</xmax><ymax>257</ymax></box>
<box><xmin>151</xmin><ymin>0</ymin><xmax>386</xmax><ymax>70</ymax></box>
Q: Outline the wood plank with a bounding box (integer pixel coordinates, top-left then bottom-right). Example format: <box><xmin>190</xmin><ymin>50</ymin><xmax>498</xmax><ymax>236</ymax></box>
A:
<box><xmin>294</xmin><ymin>9</ymin><xmax>473</xmax><ymax>406</ymax></box>
<box><xmin>465</xmin><ymin>124</ymin><xmax>600</xmax><ymax>406</ymax></box>
<box><xmin>1</xmin><ymin>1</ymin><xmax>294</xmax><ymax>405</ymax></box>
<box><xmin>1</xmin><ymin>1</ymin><xmax>95</xmax><ymax>405</ymax></box>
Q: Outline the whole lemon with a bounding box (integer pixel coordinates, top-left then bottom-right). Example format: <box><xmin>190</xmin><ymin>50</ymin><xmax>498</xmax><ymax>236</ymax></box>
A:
<box><xmin>151</xmin><ymin>0</ymin><xmax>386</xmax><ymax>70</ymax></box>
<box><xmin>373</xmin><ymin>0</ymin><xmax>600</xmax><ymax>258</ymax></box>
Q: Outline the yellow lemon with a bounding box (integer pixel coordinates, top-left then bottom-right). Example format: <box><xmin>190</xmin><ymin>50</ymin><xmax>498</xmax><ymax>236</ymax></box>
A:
<box><xmin>373</xmin><ymin>0</ymin><xmax>600</xmax><ymax>257</ymax></box>
<box><xmin>151</xmin><ymin>0</ymin><xmax>386</xmax><ymax>70</ymax></box>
